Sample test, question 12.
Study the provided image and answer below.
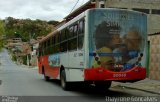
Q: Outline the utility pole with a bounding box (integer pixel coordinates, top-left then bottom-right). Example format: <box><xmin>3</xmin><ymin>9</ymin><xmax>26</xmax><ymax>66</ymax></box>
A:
<box><xmin>28</xmin><ymin>32</ymin><xmax>35</xmax><ymax>66</ymax></box>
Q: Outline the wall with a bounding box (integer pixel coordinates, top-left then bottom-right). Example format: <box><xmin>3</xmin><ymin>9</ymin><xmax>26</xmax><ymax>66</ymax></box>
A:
<box><xmin>148</xmin><ymin>34</ymin><xmax>160</xmax><ymax>80</ymax></box>
<box><xmin>105</xmin><ymin>0</ymin><xmax>160</xmax><ymax>34</ymax></box>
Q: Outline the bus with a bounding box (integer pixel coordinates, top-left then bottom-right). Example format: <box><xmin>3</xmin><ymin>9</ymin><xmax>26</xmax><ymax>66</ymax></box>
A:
<box><xmin>37</xmin><ymin>8</ymin><xmax>147</xmax><ymax>90</ymax></box>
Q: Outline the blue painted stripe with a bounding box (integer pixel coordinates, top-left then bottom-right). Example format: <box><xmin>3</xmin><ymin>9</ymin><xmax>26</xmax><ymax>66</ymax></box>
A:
<box><xmin>89</xmin><ymin>53</ymin><xmax>122</xmax><ymax>57</ymax></box>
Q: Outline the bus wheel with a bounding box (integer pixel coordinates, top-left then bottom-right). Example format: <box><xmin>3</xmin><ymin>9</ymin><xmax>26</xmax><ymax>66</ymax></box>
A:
<box><xmin>95</xmin><ymin>81</ymin><xmax>112</xmax><ymax>90</ymax></box>
<box><xmin>60</xmin><ymin>70</ymin><xmax>69</xmax><ymax>90</ymax></box>
<box><xmin>43</xmin><ymin>69</ymin><xmax>50</xmax><ymax>81</ymax></box>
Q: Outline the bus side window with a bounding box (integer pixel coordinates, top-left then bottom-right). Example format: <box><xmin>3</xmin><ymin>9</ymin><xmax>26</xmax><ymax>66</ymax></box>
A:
<box><xmin>47</xmin><ymin>38</ymin><xmax>50</xmax><ymax>55</ymax></box>
<box><xmin>73</xmin><ymin>24</ymin><xmax>78</xmax><ymax>36</ymax></box>
<box><xmin>61</xmin><ymin>42</ymin><xmax>67</xmax><ymax>52</ymax></box>
<box><xmin>61</xmin><ymin>29</ymin><xmax>68</xmax><ymax>41</ymax></box>
<box><xmin>68</xmin><ymin>38</ymin><xmax>77</xmax><ymax>51</ymax></box>
<box><xmin>78</xmin><ymin>19</ymin><xmax>85</xmax><ymax>49</ymax></box>
<box><xmin>78</xmin><ymin>19</ymin><xmax>85</xmax><ymax>34</ymax></box>
<box><xmin>49</xmin><ymin>37</ymin><xmax>54</xmax><ymax>54</ymax></box>
<box><xmin>41</xmin><ymin>43</ymin><xmax>43</xmax><ymax>56</ymax></box>
<box><xmin>44</xmin><ymin>41</ymin><xmax>47</xmax><ymax>55</ymax></box>
<box><xmin>60</xmin><ymin>29</ymin><xmax>68</xmax><ymax>52</ymax></box>
<box><xmin>69</xmin><ymin>26</ymin><xmax>73</xmax><ymax>38</ymax></box>
<box><xmin>39</xmin><ymin>44</ymin><xmax>42</xmax><ymax>56</ymax></box>
<box><xmin>53</xmin><ymin>36</ymin><xmax>56</xmax><ymax>54</ymax></box>
<box><xmin>55</xmin><ymin>35</ymin><xmax>60</xmax><ymax>53</ymax></box>
<box><xmin>68</xmin><ymin>23</ymin><xmax>78</xmax><ymax>51</ymax></box>
<box><xmin>49</xmin><ymin>38</ymin><xmax>53</xmax><ymax>54</ymax></box>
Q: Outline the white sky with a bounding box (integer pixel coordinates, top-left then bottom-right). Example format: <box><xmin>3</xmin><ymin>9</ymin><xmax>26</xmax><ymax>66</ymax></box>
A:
<box><xmin>0</xmin><ymin>0</ymin><xmax>89</xmax><ymax>21</ymax></box>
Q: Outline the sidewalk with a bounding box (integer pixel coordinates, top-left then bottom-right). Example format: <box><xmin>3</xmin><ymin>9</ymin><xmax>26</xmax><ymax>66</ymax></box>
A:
<box><xmin>21</xmin><ymin>64</ymin><xmax>38</xmax><ymax>69</ymax></box>
<box><xmin>112</xmin><ymin>78</ymin><xmax>160</xmax><ymax>95</ymax></box>
<box><xmin>28</xmin><ymin>66</ymin><xmax>38</xmax><ymax>69</ymax></box>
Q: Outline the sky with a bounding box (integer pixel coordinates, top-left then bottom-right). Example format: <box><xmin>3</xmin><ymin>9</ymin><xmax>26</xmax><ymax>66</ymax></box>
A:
<box><xmin>0</xmin><ymin>0</ymin><xmax>89</xmax><ymax>21</ymax></box>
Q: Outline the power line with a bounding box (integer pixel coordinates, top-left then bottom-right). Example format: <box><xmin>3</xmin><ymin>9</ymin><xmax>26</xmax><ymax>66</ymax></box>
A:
<box><xmin>70</xmin><ymin>0</ymin><xmax>80</xmax><ymax>13</ymax></box>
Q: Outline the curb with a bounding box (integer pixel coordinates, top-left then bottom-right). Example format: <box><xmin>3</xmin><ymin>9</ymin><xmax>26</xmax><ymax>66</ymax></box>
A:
<box><xmin>118</xmin><ymin>85</ymin><xmax>160</xmax><ymax>95</ymax></box>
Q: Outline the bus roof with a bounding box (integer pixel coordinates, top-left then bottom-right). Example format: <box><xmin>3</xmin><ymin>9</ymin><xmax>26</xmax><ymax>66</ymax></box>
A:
<box><xmin>39</xmin><ymin>8</ymin><xmax>147</xmax><ymax>44</ymax></box>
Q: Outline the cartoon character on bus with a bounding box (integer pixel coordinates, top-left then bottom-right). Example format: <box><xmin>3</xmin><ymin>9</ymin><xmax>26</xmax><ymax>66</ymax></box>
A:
<box><xmin>93</xmin><ymin>21</ymin><xmax>122</xmax><ymax>71</ymax></box>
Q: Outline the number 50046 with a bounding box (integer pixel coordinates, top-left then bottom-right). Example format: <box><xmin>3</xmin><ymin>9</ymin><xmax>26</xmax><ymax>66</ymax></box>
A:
<box><xmin>113</xmin><ymin>74</ymin><xmax>126</xmax><ymax>77</ymax></box>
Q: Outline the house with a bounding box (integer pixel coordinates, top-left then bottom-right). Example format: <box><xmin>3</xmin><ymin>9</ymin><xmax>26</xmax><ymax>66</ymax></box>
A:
<box><xmin>29</xmin><ymin>36</ymin><xmax>44</xmax><ymax>66</ymax></box>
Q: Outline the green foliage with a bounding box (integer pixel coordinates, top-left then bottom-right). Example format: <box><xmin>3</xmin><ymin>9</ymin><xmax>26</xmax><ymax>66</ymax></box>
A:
<box><xmin>22</xmin><ymin>56</ymin><xmax>27</xmax><ymax>65</ymax></box>
<box><xmin>0</xmin><ymin>20</ymin><xmax>5</xmax><ymax>35</ymax></box>
<box><xmin>4</xmin><ymin>17</ymin><xmax>58</xmax><ymax>41</ymax></box>
<box><xmin>11</xmin><ymin>54</ymin><xmax>17</xmax><ymax>61</ymax></box>
<box><xmin>22</xmin><ymin>55</ymin><xmax>31</xmax><ymax>65</ymax></box>
<box><xmin>0</xmin><ymin>20</ymin><xmax>5</xmax><ymax>51</ymax></box>
<box><xmin>47</xmin><ymin>20</ymin><xmax>59</xmax><ymax>25</ymax></box>
<box><xmin>0</xmin><ymin>42</ymin><xmax>3</xmax><ymax>51</ymax></box>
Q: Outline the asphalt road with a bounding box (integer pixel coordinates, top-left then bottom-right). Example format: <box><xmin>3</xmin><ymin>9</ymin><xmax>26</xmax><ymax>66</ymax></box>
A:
<box><xmin>0</xmin><ymin>49</ymin><xmax>158</xmax><ymax>102</ymax></box>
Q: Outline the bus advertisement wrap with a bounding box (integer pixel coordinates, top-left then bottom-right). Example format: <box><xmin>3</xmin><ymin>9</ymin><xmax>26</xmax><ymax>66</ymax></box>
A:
<box><xmin>89</xmin><ymin>9</ymin><xmax>147</xmax><ymax>72</ymax></box>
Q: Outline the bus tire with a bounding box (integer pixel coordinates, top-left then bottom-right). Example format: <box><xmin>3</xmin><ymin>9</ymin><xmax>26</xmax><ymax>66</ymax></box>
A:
<box><xmin>95</xmin><ymin>81</ymin><xmax>112</xmax><ymax>90</ymax></box>
<box><xmin>43</xmin><ymin>68</ymin><xmax>50</xmax><ymax>81</ymax></box>
<box><xmin>60</xmin><ymin>70</ymin><xmax>69</xmax><ymax>90</ymax></box>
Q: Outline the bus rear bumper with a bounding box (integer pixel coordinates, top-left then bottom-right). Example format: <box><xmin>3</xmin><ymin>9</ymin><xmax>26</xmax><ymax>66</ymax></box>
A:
<box><xmin>84</xmin><ymin>67</ymin><xmax>146</xmax><ymax>81</ymax></box>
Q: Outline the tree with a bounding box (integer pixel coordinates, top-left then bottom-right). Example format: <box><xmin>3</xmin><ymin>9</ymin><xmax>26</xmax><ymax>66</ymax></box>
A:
<box><xmin>4</xmin><ymin>17</ymin><xmax>56</xmax><ymax>41</ymax></box>
<box><xmin>48</xmin><ymin>20</ymin><xmax>59</xmax><ymax>25</ymax></box>
<box><xmin>4</xmin><ymin>17</ymin><xmax>17</xmax><ymax>38</ymax></box>
<box><xmin>0</xmin><ymin>20</ymin><xmax>5</xmax><ymax>50</ymax></box>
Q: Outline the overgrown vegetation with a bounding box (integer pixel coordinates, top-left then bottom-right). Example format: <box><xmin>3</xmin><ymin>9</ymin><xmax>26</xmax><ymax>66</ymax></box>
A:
<box><xmin>0</xmin><ymin>20</ymin><xmax>5</xmax><ymax>51</ymax></box>
<box><xmin>4</xmin><ymin>17</ymin><xmax>59</xmax><ymax>41</ymax></box>
<box><xmin>11</xmin><ymin>54</ymin><xmax>17</xmax><ymax>62</ymax></box>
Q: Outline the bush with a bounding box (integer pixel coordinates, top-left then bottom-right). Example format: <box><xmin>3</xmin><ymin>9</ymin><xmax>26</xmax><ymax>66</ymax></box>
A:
<box><xmin>22</xmin><ymin>56</ymin><xmax>27</xmax><ymax>65</ymax></box>
<box><xmin>11</xmin><ymin>54</ymin><xmax>17</xmax><ymax>61</ymax></box>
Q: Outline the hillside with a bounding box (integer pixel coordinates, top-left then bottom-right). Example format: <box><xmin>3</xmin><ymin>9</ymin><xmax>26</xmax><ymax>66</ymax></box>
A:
<box><xmin>4</xmin><ymin>17</ymin><xmax>59</xmax><ymax>41</ymax></box>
